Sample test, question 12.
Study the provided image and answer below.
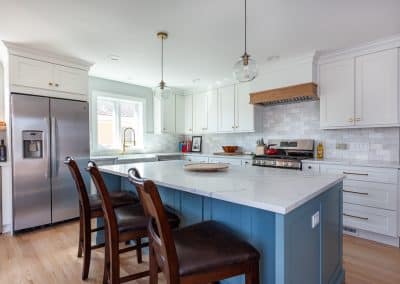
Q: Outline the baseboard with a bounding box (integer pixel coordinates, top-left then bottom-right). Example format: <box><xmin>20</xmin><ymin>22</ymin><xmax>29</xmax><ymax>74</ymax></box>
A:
<box><xmin>344</xmin><ymin>229</ymin><xmax>400</xmax><ymax>247</ymax></box>
<box><xmin>1</xmin><ymin>223</ymin><xmax>12</xmax><ymax>234</ymax></box>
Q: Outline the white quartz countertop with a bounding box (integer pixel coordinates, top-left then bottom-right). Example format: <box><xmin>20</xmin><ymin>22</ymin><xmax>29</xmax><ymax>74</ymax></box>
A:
<box><xmin>91</xmin><ymin>152</ymin><xmax>253</xmax><ymax>161</ymax></box>
<box><xmin>303</xmin><ymin>158</ymin><xmax>400</xmax><ymax>169</ymax></box>
<box><xmin>99</xmin><ymin>160</ymin><xmax>343</xmax><ymax>215</ymax></box>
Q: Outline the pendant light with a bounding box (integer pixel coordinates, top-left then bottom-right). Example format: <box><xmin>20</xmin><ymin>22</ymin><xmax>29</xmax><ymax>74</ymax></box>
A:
<box><xmin>233</xmin><ymin>0</ymin><xmax>257</xmax><ymax>82</ymax></box>
<box><xmin>154</xmin><ymin>32</ymin><xmax>171</xmax><ymax>99</ymax></box>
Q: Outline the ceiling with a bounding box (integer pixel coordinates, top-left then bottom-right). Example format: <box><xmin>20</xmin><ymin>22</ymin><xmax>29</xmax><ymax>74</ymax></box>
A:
<box><xmin>0</xmin><ymin>0</ymin><xmax>399</xmax><ymax>90</ymax></box>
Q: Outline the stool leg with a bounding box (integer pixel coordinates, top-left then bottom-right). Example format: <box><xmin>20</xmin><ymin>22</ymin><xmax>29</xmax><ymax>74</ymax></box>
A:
<box><xmin>245</xmin><ymin>261</ymin><xmax>259</xmax><ymax>284</ymax></box>
<box><xmin>77</xmin><ymin>211</ymin><xmax>83</xmax><ymax>258</ymax></box>
<box><xmin>82</xmin><ymin>215</ymin><xmax>92</xmax><ymax>280</ymax></box>
<box><xmin>136</xmin><ymin>238</ymin><xmax>143</xmax><ymax>264</ymax></box>
<box><xmin>110</xmin><ymin>240</ymin><xmax>120</xmax><ymax>284</ymax></box>
<box><xmin>103</xmin><ymin>231</ymin><xmax>110</xmax><ymax>284</ymax></box>
<box><xmin>149</xmin><ymin>246</ymin><xmax>158</xmax><ymax>284</ymax></box>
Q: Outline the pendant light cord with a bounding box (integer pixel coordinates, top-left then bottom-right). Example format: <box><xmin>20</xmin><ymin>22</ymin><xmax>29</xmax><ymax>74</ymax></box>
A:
<box><xmin>161</xmin><ymin>36</ymin><xmax>164</xmax><ymax>81</ymax></box>
<box><xmin>244</xmin><ymin>0</ymin><xmax>247</xmax><ymax>53</ymax></box>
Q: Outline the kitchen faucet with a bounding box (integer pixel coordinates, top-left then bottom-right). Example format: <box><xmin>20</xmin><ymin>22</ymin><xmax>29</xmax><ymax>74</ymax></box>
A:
<box><xmin>122</xmin><ymin>127</ymin><xmax>136</xmax><ymax>153</ymax></box>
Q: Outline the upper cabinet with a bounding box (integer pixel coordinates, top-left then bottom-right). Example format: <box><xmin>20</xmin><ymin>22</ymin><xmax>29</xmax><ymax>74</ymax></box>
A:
<box><xmin>218</xmin><ymin>83</ymin><xmax>254</xmax><ymax>133</ymax></box>
<box><xmin>161</xmin><ymin>94</ymin><xmax>176</xmax><ymax>133</ymax></box>
<box><xmin>355</xmin><ymin>49</ymin><xmax>399</xmax><ymax>127</ymax></box>
<box><xmin>175</xmin><ymin>94</ymin><xmax>193</xmax><ymax>134</ymax></box>
<box><xmin>10</xmin><ymin>55</ymin><xmax>88</xmax><ymax>96</ymax></box>
<box><xmin>193</xmin><ymin>90</ymin><xmax>218</xmax><ymax>134</ymax></box>
<box><xmin>319</xmin><ymin>58</ymin><xmax>355</xmax><ymax>128</ymax></box>
<box><xmin>319</xmin><ymin>47</ymin><xmax>400</xmax><ymax>129</ymax></box>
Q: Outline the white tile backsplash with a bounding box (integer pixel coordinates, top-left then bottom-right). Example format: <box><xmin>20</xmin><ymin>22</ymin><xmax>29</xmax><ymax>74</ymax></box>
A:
<box><xmin>195</xmin><ymin>101</ymin><xmax>400</xmax><ymax>162</ymax></box>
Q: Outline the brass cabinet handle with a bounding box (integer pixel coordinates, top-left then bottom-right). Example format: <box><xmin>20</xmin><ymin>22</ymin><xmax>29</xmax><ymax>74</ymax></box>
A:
<box><xmin>232</xmin><ymin>126</ymin><xmax>235</xmax><ymax>128</ymax></box>
<box><xmin>343</xmin><ymin>171</ymin><xmax>369</xmax><ymax>176</ymax></box>
<box><xmin>348</xmin><ymin>118</ymin><xmax>354</xmax><ymax>122</ymax></box>
<box><xmin>55</xmin><ymin>83</ymin><xmax>59</xmax><ymax>87</ymax></box>
<box><xmin>343</xmin><ymin>213</ymin><xmax>368</xmax><ymax>221</ymax></box>
<box><xmin>188</xmin><ymin>128</ymin><xmax>192</xmax><ymax>131</ymax></box>
<box><xmin>49</xmin><ymin>82</ymin><xmax>53</xmax><ymax>86</ymax></box>
<box><xmin>343</xmin><ymin>189</ymin><xmax>369</xmax><ymax>195</ymax></box>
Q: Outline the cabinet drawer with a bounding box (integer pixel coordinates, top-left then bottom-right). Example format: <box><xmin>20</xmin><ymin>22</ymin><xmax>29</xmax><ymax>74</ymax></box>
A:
<box><xmin>343</xmin><ymin>180</ymin><xmax>397</xmax><ymax>210</ymax></box>
<box><xmin>208</xmin><ymin>157</ymin><xmax>242</xmax><ymax>166</ymax></box>
<box><xmin>320</xmin><ymin>164</ymin><xmax>398</xmax><ymax>184</ymax></box>
<box><xmin>343</xmin><ymin>203</ymin><xmax>397</xmax><ymax>237</ymax></box>
<box><xmin>184</xmin><ymin>155</ymin><xmax>209</xmax><ymax>163</ymax></box>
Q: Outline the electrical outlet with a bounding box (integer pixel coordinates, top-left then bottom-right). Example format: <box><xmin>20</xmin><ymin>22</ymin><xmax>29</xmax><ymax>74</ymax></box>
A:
<box><xmin>336</xmin><ymin>143</ymin><xmax>348</xmax><ymax>150</ymax></box>
<box><xmin>312</xmin><ymin>211</ymin><xmax>320</xmax><ymax>229</ymax></box>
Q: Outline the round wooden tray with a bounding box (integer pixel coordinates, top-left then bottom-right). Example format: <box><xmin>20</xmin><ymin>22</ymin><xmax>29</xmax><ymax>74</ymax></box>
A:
<box><xmin>184</xmin><ymin>163</ymin><xmax>229</xmax><ymax>172</ymax></box>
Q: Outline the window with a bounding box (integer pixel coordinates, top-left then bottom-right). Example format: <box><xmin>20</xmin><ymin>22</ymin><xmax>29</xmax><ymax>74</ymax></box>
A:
<box><xmin>93</xmin><ymin>91</ymin><xmax>145</xmax><ymax>153</ymax></box>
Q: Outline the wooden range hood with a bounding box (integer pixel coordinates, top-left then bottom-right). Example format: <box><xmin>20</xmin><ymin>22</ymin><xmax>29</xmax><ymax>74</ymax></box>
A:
<box><xmin>250</xmin><ymin>82</ymin><xmax>318</xmax><ymax>106</ymax></box>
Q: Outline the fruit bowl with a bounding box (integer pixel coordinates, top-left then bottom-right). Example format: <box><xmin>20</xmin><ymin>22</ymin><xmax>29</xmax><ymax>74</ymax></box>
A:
<box><xmin>222</xmin><ymin>146</ymin><xmax>239</xmax><ymax>153</ymax></box>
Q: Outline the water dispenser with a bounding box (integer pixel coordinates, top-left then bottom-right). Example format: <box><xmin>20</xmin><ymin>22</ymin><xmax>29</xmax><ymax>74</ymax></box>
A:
<box><xmin>23</xmin><ymin>131</ymin><xmax>43</xmax><ymax>159</ymax></box>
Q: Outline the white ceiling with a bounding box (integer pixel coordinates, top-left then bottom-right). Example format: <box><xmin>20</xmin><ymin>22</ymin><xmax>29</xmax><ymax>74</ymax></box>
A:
<box><xmin>0</xmin><ymin>0</ymin><xmax>399</xmax><ymax>90</ymax></box>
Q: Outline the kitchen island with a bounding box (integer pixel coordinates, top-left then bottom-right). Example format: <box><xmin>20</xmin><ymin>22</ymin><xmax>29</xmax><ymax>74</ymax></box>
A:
<box><xmin>99</xmin><ymin>160</ymin><xmax>345</xmax><ymax>284</ymax></box>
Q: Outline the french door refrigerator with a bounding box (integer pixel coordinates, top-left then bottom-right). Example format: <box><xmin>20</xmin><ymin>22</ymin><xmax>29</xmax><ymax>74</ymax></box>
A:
<box><xmin>11</xmin><ymin>93</ymin><xmax>89</xmax><ymax>231</ymax></box>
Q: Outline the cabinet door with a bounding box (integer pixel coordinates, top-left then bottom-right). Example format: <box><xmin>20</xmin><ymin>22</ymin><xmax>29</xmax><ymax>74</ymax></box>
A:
<box><xmin>161</xmin><ymin>94</ymin><xmax>176</xmax><ymax>133</ymax></box>
<box><xmin>218</xmin><ymin>85</ymin><xmax>235</xmax><ymax>132</ymax></box>
<box><xmin>10</xmin><ymin>55</ymin><xmax>53</xmax><ymax>90</ymax></box>
<box><xmin>355</xmin><ymin>49</ymin><xmax>399</xmax><ymax>126</ymax></box>
<box><xmin>206</xmin><ymin>90</ymin><xmax>218</xmax><ymax>133</ymax></box>
<box><xmin>193</xmin><ymin>92</ymin><xmax>207</xmax><ymax>133</ymax></box>
<box><xmin>53</xmin><ymin>64</ymin><xmax>88</xmax><ymax>95</ymax></box>
<box><xmin>184</xmin><ymin>95</ymin><xmax>193</xmax><ymax>134</ymax></box>
<box><xmin>175</xmin><ymin>95</ymin><xmax>185</xmax><ymax>134</ymax></box>
<box><xmin>319</xmin><ymin>59</ymin><xmax>355</xmax><ymax>128</ymax></box>
<box><xmin>236</xmin><ymin>82</ymin><xmax>254</xmax><ymax>132</ymax></box>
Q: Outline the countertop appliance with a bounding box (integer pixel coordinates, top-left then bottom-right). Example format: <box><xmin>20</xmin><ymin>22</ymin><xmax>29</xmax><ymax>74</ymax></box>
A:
<box><xmin>11</xmin><ymin>94</ymin><xmax>89</xmax><ymax>231</ymax></box>
<box><xmin>252</xmin><ymin>139</ymin><xmax>314</xmax><ymax>170</ymax></box>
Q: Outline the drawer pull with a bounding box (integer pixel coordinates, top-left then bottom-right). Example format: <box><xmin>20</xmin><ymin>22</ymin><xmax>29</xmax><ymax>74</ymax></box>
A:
<box><xmin>343</xmin><ymin>171</ymin><xmax>369</xmax><ymax>176</ymax></box>
<box><xmin>343</xmin><ymin>189</ymin><xmax>369</xmax><ymax>195</ymax></box>
<box><xmin>343</xmin><ymin>213</ymin><xmax>369</xmax><ymax>221</ymax></box>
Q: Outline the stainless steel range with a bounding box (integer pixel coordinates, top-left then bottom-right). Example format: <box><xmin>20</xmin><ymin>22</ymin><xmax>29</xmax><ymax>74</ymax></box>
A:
<box><xmin>252</xmin><ymin>139</ymin><xmax>314</xmax><ymax>170</ymax></box>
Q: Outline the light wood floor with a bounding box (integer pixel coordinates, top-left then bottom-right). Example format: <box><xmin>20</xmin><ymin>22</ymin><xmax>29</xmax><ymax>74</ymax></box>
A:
<box><xmin>1</xmin><ymin>221</ymin><xmax>400</xmax><ymax>284</ymax></box>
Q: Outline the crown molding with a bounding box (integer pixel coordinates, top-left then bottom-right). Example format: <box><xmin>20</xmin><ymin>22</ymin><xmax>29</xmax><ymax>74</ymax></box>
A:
<box><xmin>2</xmin><ymin>41</ymin><xmax>93</xmax><ymax>70</ymax></box>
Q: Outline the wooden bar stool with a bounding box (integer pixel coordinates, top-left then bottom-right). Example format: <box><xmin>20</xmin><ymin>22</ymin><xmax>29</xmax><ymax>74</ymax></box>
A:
<box><xmin>64</xmin><ymin>157</ymin><xmax>139</xmax><ymax>280</ymax></box>
<box><xmin>87</xmin><ymin>161</ymin><xmax>180</xmax><ymax>284</ymax></box>
<box><xmin>128</xmin><ymin>168</ymin><xmax>260</xmax><ymax>284</ymax></box>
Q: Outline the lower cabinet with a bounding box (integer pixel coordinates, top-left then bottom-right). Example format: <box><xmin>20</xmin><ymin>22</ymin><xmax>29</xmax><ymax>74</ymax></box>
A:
<box><xmin>184</xmin><ymin>155</ymin><xmax>252</xmax><ymax>167</ymax></box>
<box><xmin>310</xmin><ymin>163</ymin><xmax>399</xmax><ymax>243</ymax></box>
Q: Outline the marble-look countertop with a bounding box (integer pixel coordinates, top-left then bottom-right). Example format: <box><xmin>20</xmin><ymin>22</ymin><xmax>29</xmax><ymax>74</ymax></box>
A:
<box><xmin>99</xmin><ymin>160</ymin><xmax>343</xmax><ymax>215</ymax></box>
<box><xmin>91</xmin><ymin>152</ymin><xmax>254</xmax><ymax>161</ymax></box>
<box><xmin>303</xmin><ymin>158</ymin><xmax>400</xmax><ymax>169</ymax></box>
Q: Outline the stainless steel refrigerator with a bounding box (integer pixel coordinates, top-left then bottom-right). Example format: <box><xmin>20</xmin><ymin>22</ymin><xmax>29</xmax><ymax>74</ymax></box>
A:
<box><xmin>11</xmin><ymin>93</ymin><xmax>89</xmax><ymax>231</ymax></box>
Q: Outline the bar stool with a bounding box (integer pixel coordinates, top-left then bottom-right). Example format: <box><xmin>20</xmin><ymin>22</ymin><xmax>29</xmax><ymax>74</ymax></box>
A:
<box><xmin>64</xmin><ymin>157</ymin><xmax>139</xmax><ymax>280</ymax></box>
<box><xmin>128</xmin><ymin>168</ymin><xmax>260</xmax><ymax>284</ymax></box>
<box><xmin>87</xmin><ymin>161</ymin><xmax>180</xmax><ymax>284</ymax></box>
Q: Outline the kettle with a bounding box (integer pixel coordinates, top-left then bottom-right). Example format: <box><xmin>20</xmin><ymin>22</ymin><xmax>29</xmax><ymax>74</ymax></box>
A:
<box><xmin>265</xmin><ymin>144</ymin><xmax>279</xmax><ymax>155</ymax></box>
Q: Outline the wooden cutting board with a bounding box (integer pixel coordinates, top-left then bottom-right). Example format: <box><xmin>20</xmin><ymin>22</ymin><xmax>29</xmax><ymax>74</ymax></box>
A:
<box><xmin>184</xmin><ymin>163</ymin><xmax>229</xmax><ymax>172</ymax></box>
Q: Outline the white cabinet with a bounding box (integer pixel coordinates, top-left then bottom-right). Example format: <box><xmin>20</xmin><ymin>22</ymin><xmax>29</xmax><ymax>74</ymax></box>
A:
<box><xmin>218</xmin><ymin>85</ymin><xmax>236</xmax><ymax>132</ymax></box>
<box><xmin>218</xmin><ymin>83</ymin><xmax>254</xmax><ymax>133</ymax></box>
<box><xmin>208</xmin><ymin>156</ymin><xmax>242</xmax><ymax>166</ymax></box>
<box><xmin>161</xmin><ymin>94</ymin><xmax>176</xmax><ymax>133</ymax></box>
<box><xmin>10</xmin><ymin>55</ymin><xmax>53</xmax><ymax>90</ymax></box>
<box><xmin>301</xmin><ymin>162</ymin><xmax>320</xmax><ymax>174</ymax></box>
<box><xmin>235</xmin><ymin>82</ymin><xmax>254</xmax><ymax>132</ymax></box>
<box><xmin>184</xmin><ymin>155</ymin><xmax>209</xmax><ymax>163</ymax></box>
<box><xmin>319</xmin><ymin>48</ymin><xmax>400</xmax><ymax>129</ymax></box>
<box><xmin>319</xmin><ymin>58</ymin><xmax>355</xmax><ymax>128</ymax></box>
<box><xmin>53</xmin><ymin>64</ymin><xmax>88</xmax><ymax>95</ymax></box>
<box><xmin>355</xmin><ymin>49</ymin><xmax>399</xmax><ymax>126</ymax></box>
<box><xmin>175</xmin><ymin>95</ymin><xmax>185</xmax><ymax>134</ymax></box>
<box><xmin>193</xmin><ymin>90</ymin><xmax>218</xmax><ymax>134</ymax></box>
<box><xmin>184</xmin><ymin>95</ymin><xmax>193</xmax><ymax>134</ymax></box>
<box><xmin>9</xmin><ymin>55</ymin><xmax>88</xmax><ymax>96</ymax></box>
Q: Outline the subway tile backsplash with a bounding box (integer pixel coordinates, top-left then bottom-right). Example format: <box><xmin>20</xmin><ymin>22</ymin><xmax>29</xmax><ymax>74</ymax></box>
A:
<box><xmin>198</xmin><ymin>101</ymin><xmax>400</xmax><ymax>162</ymax></box>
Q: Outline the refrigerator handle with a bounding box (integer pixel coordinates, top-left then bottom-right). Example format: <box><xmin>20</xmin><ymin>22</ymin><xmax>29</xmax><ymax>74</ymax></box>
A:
<box><xmin>51</xmin><ymin>117</ymin><xmax>58</xmax><ymax>177</ymax></box>
<box><xmin>44</xmin><ymin>117</ymin><xmax>51</xmax><ymax>180</ymax></box>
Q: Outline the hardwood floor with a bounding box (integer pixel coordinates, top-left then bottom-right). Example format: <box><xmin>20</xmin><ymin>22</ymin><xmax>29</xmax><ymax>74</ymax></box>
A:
<box><xmin>1</xmin><ymin>220</ymin><xmax>399</xmax><ymax>284</ymax></box>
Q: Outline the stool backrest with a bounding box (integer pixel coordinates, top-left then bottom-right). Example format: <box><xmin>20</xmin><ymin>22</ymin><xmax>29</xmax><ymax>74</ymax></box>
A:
<box><xmin>64</xmin><ymin>156</ymin><xmax>90</xmax><ymax>216</ymax></box>
<box><xmin>128</xmin><ymin>168</ymin><xmax>180</xmax><ymax>283</ymax></box>
<box><xmin>87</xmin><ymin>161</ymin><xmax>119</xmax><ymax>239</ymax></box>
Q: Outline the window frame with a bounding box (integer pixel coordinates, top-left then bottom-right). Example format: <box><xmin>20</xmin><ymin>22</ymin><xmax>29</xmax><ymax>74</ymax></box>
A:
<box><xmin>91</xmin><ymin>90</ymin><xmax>147</xmax><ymax>155</ymax></box>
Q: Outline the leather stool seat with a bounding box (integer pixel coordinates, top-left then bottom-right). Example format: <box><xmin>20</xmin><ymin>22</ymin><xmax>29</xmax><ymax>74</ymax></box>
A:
<box><xmin>89</xmin><ymin>191</ymin><xmax>139</xmax><ymax>211</ymax></box>
<box><xmin>174</xmin><ymin>220</ymin><xmax>260</xmax><ymax>276</ymax></box>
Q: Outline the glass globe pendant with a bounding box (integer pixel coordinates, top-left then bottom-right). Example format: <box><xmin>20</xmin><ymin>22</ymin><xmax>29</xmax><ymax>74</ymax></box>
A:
<box><xmin>233</xmin><ymin>0</ymin><xmax>257</xmax><ymax>82</ymax></box>
<box><xmin>154</xmin><ymin>32</ymin><xmax>171</xmax><ymax>99</ymax></box>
